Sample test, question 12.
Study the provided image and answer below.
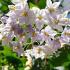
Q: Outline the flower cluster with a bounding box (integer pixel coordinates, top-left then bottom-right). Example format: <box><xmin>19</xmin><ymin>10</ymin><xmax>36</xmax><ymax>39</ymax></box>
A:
<box><xmin>0</xmin><ymin>0</ymin><xmax>70</xmax><ymax>68</ymax></box>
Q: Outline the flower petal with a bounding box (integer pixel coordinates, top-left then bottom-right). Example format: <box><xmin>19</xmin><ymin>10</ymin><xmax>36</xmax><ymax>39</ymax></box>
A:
<box><xmin>53</xmin><ymin>2</ymin><xmax>60</xmax><ymax>9</ymax></box>
<box><xmin>46</xmin><ymin>0</ymin><xmax>52</xmax><ymax>8</ymax></box>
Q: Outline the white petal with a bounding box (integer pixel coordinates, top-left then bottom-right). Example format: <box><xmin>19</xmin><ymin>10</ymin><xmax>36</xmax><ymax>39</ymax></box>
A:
<box><xmin>11</xmin><ymin>0</ymin><xmax>27</xmax><ymax>4</ymax></box>
<box><xmin>12</xmin><ymin>0</ymin><xmax>20</xmax><ymax>4</ymax></box>
<box><xmin>62</xmin><ymin>10</ymin><xmax>69</xmax><ymax>18</ymax></box>
<box><xmin>0</xmin><ymin>34</ymin><xmax>3</xmax><ymax>40</ymax></box>
<box><xmin>55</xmin><ymin>25</ymin><xmax>63</xmax><ymax>32</ymax></box>
<box><xmin>46</xmin><ymin>0</ymin><xmax>52</xmax><ymax>8</ymax></box>
<box><xmin>53</xmin><ymin>2</ymin><xmax>60</xmax><ymax>9</ymax></box>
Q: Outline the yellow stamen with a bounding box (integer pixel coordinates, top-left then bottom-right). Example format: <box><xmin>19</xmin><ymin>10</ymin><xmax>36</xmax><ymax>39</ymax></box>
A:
<box><xmin>53</xmin><ymin>19</ymin><xmax>59</xmax><ymax>24</ymax></box>
<box><xmin>32</xmin><ymin>32</ymin><xmax>37</xmax><ymax>37</ymax></box>
<box><xmin>44</xmin><ymin>32</ymin><xmax>49</xmax><ymax>36</ymax></box>
<box><xmin>64</xmin><ymin>32</ymin><xmax>70</xmax><ymax>36</ymax></box>
<box><xmin>14</xmin><ymin>46</ymin><xmax>18</xmax><ymax>50</ymax></box>
<box><xmin>35</xmin><ymin>47</ymin><xmax>41</xmax><ymax>53</ymax></box>
<box><xmin>21</xmin><ymin>11</ymin><xmax>28</xmax><ymax>17</ymax></box>
<box><xmin>48</xmin><ymin>8</ymin><xmax>55</xmax><ymax>13</ymax></box>
<box><xmin>37</xmin><ymin>15</ymin><xmax>43</xmax><ymax>20</ymax></box>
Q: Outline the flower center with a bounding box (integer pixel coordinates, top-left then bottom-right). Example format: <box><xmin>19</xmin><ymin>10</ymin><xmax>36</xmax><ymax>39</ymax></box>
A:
<box><xmin>21</xmin><ymin>11</ymin><xmax>28</xmax><ymax>17</ymax></box>
<box><xmin>44</xmin><ymin>32</ymin><xmax>49</xmax><ymax>36</ymax></box>
<box><xmin>48</xmin><ymin>8</ymin><xmax>55</xmax><ymax>13</ymax></box>
<box><xmin>32</xmin><ymin>32</ymin><xmax>37</xmax><ymax>37</ymax></box>
<box><xmin>37</xmin><ymin>15</ymin><xmax>43</xmax><ymax>20</ymax></box>
<box><xmin>64</xmin><ymin>32</ymin><xmax>70</xmax><ymax>36</ymax></box>
<box><xmin>52</xmin><ymin>19</ymin><xmax>59</xmax><ymax>24</ymax></box>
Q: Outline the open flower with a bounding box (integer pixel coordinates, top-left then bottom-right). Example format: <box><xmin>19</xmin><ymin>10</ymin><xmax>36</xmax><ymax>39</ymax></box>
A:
<box><xmin>46</xmin><ymin>0</ymin><xmax>60</xmax><ymax>13</ymax></box>
<box><xmin>11</xmin><ymin>0</ymin><xmax>27</xmax><ymax>4</ymax></box>
<box><xmin>42</xmin><ymin>25</ymin><xmax>57</xmax><ymax>39</ymax></box>
<box><xmin>46</xmin><ymin>10</ymin><xmax>70</xmax><ymax>31</ymax></box>
<box><xmin>31</xmin><ymin>7</ymin><xmax>48</xmax><ymax>30</ymax></box>
<box><xmin>58</xmin><ymin>10</ymin><xmax>70</xmax><ymax>26</ymax></box>
<box><xmin>46</xmin><ymin>12</ymin><xmax>63</xmax><ymax>31</ymax></box>
<box><xmin>25</xmin><ymin>47</ymin><xmax>45</xmax><ymax>59</ymax></box>
<box><xmin>7</xmin><ymin>2</ymin><xmax>35</xmax><ymax>25</ymax></box>
<box><xmin>60</xmin><ymin>27</ymin><xmax>70</xmax><ymax>45</ymax></box>
<box><xmin>0</xmin><ymin>23</ymin><xmax>13</xmax><ymax>45</ymax></box>
<box><xmin>38</xmin><ymin>39</ymin><xmax>61</xmax><ymax>56</ymax></box>
<box><xmin>10</xmin><ymin>42</ymin><xmax>24</xmax><ymax>56</ymax></box>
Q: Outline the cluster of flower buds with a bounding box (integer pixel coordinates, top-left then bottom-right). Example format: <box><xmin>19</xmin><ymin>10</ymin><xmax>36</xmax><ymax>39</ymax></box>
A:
<box><xmin>0</xmin><ymin>0</ymin><xmax>70</xmax><ymax>61</ymax></box>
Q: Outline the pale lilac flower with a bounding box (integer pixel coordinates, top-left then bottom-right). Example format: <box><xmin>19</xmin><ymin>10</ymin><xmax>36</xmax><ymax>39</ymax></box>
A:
<box><xmin>46</xmin><ymin>0</ymin><xmax>60</xmax><ymax>13</ymax></box>
<box><xmin>25</xmin><ymin>47</ymin><xmax>45</xmax><ymax>59</ymax></box>
<box><xmin>60</xmin><ymin>27</ymin><xmax>70</xmax><ymax>45</ymax></box>
<box><xmin>46</xmin><ymin>10</ymin><xmax>70</xmax><ymax>31</ymax></box>
<box><xmin>8</xmin><ymin>2</ymin><xmax>35</xmax><ymax>25</ymax></box>
<box><xmin>46</xmin><ymin>13</ymin><xmax>63</xmax><ymax>31</ymax></box>
<box><xmin>11</xmin><ymin>0</ymin><xmax>27</xmax><ymax>4</ymax></box>
<box><xmin>38</xmin><ymin>39</ymin><xmax>61</xmax><ymax>56</ymax></box>
<box><xmin>42</xmin><ymin>25</ymin><xmax>57</xmax><ymax>39</ymax></box>
<box><xmin>31</xmin><ymin>7</ymin><xmax>48</xmax><ymax>30</ymax></box>
<box><xmin>10</xmin><ymin>42</ymin><xmax>24</xmax><ymax>56</ymax></box>
<box><xmin>58</xmin><ymin>11</ymin><xmax>70</xmax><ymax>26</ymax></box>
<box><xmin>1</xmin><ymin>16</ymin><xmax>8</xmax><ymax>24</ymax></box>
<box><xmin>0</xmin><ymin>23</ymin><xmax>14</xmax><ymax>45</ymax></box>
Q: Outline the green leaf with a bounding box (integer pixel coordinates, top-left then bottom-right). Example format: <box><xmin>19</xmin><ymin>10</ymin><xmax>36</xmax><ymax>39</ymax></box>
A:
<box><xmin>0</xmin><ymin>1</ymin><xmax>9</xmax><ymax>13</ymax></box>
<box><xmin>29</xmin><ymin>0</ymin><xmax>46</xmax><ymax>9</ymax></box>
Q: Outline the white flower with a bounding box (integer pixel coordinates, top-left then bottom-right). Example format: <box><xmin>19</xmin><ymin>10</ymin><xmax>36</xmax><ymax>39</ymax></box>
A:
<box><xmin>24</xmin><ymin>66</ymin><xmax>31</xmax><ymax>70</ymax></box>
<box><xmin>0</xmin><ymin>34</ymin><xmax>3</xmax><ymax>40</ymax></box>
<box><xmin>42</xmin><ymin>25</ymin><xmax>57</xmax><ymax>39</ymax></box>
<box><xmin>60</xmin><ymin>27</ymin><xmax>70</xmax><ymax>44</ymax></box>
<box><xmin>0</xmin><ymin>23</ymin><xmax>14</xmax><ymax>45</ymax></box>
<box><xmin>1</xmin><ymin>16</ymin><xmax>8</xmax><ymax>24</ymax></box>
<box><xmin>38</xmin><ymin>39</ymin><xmax>61</xmax><ymax>56</ymax></box>
<box><xmin>25</xmin><ymin>47</ymin><xmax>45</xmax><ymax>59</ymax></box>
<box><xmin>46</xmin><ymin>0</ymin><xmax>60</xmax><ymax>13</ymax></box>
<box><xmin>8</xmin><ymin>2</ymin><xmax>35</xmax><ymax>25</ymax></box>
<box><xmin>0</xmin><ymin>23</ymin><xmax>11</xmax><ymax>36</ymax></box>
<box><xmin>11</xmin><ymin>0</ymin><xmax>27</xmax><ymax>4</ymax></box>
<box><xmin>55</xmin><ymin>66</ymin><xmax>64</xmax><ymax>70</ymax></box>
<box><xmin>31</xmin><ymin>7</ymin><xmax>48</xmax><ymax>30</ymax></box>
<box><xmin>2</xmin><ymin>65</ymin><xmax>8</xmax><ymax>70</ymax></box>
<box><xmin>31</xmin><ymin>31</ymin><xmax>45</xmax><ymax>42</ymax></box>
<box><xmin>46</xmin><ymin>11</ymin><xmax>70</xmax><ymax>31</ymax></box>
<box><xmin>58</xmin><ymin>11</ymin><xmax>70</xmax><ymax>26</ymax></box>
<box><xmin>32</xmin><ymin>47</ymin><xmax>45</xmax><ymax>59</ymax></box>
<box><xmin>31</xmin><ymin>28</ymin><xmax>54</xmax><ymax>42</ymax></box>
<box><xmin>46</xmin><ymin>13</ymin><xmax>62</xmax><ymax>31</ymax></box>
<box><xmin>10</xmin><ymin>42</ymin><xmax>24</xmax><ymax>56</ymax></box>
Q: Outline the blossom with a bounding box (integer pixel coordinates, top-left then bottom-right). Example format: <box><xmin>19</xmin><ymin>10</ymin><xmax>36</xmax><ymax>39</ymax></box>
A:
<box><xmin>38</xmin><ymin>39</ymin><xmax>61</xmax><ymax>56</ymax></box>
<box><xmin>11</xmin><ymin>0</ymin><xmax>27</xmax><ymax>4</ymax></box>
<box><xmin>7</xmin><ymin>2</ymin><xmax>35</xmax><ymax>25</ymax></box>
<box><xmin>25</xmin><ymin>47</ymin><xmax>45</xmax><ymax>59</ymax></box>
<box><xmin>1</xmin><ymin>16</ymin><xmax>8</xmax><ymax>24</ymax></box>
<box><xmin>58</xmin><ymin>11</ymin><xmax>70</xmax><ymax>26</ymax></box>
<box><xmin>31</xmin><ymin>7</ymin><xmax>48</xmax><ymax>30</ymax></box>
<box><xmin>60</xmin><ymin>27</ymin><xmax>70</xmax><ymax>45</ymax></box>
<box><xmin>46</xmin><ymin>0</ymin><xmax>60</xmax><ymax>13</ymax></box>
<box><xmin>42</xmin><ymin>25</ymin><xmax>57</xmax><ymax>39</ymax></box>
<box><xmin>46</xmin><ymin>10</ymin><xmax>70</xmax><ymax>31</ymax></box>
<box><xmin>10</xmin><ymin>42</ymin><xmax>24</xmax><ymax>56</ymax></box>
<box><xmin>0</xmin><ymin>0</ymin><xmax>70</xmax><ymax>60</ymax></box>
<box><xmin>0</xmin><ymin>23</ymin><xmax>13</xmax><ymax>45</ymax></box>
